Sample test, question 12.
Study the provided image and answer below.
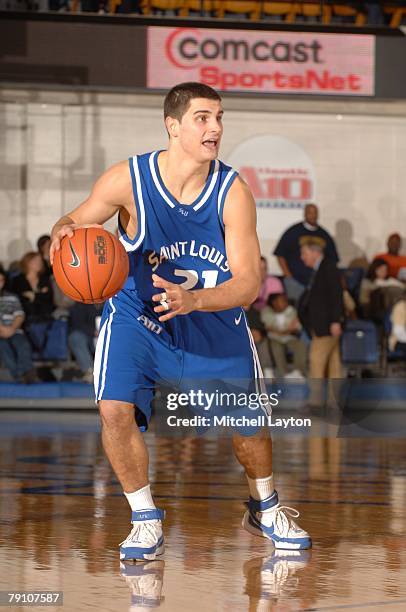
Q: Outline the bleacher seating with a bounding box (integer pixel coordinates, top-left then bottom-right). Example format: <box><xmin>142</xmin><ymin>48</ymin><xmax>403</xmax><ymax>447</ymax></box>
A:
<box><xmin>215</xmin><ymin>1</ymin><xmax>261</xmax><ymax>20</ymax></box>
<box><xmin>296</xmin><ymin>1</ymin><xmax>331</xmax><ymax>24</ymax></box>
<box><xmin>384</xmin><ymin>3</ymin><xmax>406</xmax><ymax>27</ymax></box>
<box><xmin>3</xmin><ymin>0</ymin><xmax>406</xmax><ymax>27</ymax></box>
<box><xmin>261</xmin><ymin>1</ymin><xmax>296</xmax><ymax>22</ymax></box>
<box><xmin>331</xmin><ymin>3</ymin><xmax>366</xmax><ymax>25</ymax></box>
<box><xmin>142</xmin><ymin>0</ymin><xmax>186</xmax><ymax>13</ymax></box>
<box><xmin>58</xmin><ymin>0</ymin><xmax>406</xmax><ymax>28</ymax></box>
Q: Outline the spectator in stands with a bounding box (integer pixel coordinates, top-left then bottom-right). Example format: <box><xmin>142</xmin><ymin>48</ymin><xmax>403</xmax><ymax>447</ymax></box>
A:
<box><xmin>0</xmin><ymin>268</ymin><xmax>38</xmax><ymax>384</ymax></box>
<box><xmin>11</xmin><ymin>252</ymin><xmax>54</xmax><ymax>324</ymax></box>
<box><xmin>244</xmin><ymin>305</ymin><xmax>273</xmax><ymax>378</ymax></box>
<box><xmin>274</xmin><ymin>203</ymin><xmax>339</xmax><ymax>303</ymax></box>
<box><xmin>298</xmin><ymin>240</ymin><xmax>344</xmax><ymax>382</ymax></box>
<box><xmin>261</xmin><ymin>293</ymin><xmax>306</xmax><ymax>379</ymax></box>
<box><xmin>374</xmin><ymin>233</ymin><xmax>406</xmax><ymax>279</ymax></box>
<box><xmin>360</xmin><ymin>258</ymin><xmax>404</xmax><ymax>312</ymax></box>
<box><xmin>68</xmin><ymin>302</ymin><xmax>101</xmax><ymax>383</ymax></box>
<box><xmin>37</xmin><ymin>234</ymin><xmax>52</xmax><ymax>278</ymax></box>
<box><xmin>389</xmin><ymin>298</ymin><xmax>406</xmax><ymax>357</ymax></box>
<box><xmin>252</xmin><ymin>256</ymin><xmax>284</xmax><ymax>311</ymax></box>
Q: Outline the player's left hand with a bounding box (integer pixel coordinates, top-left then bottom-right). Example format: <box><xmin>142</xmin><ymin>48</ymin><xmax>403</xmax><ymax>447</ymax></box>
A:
<box><xmin>152</xmin><ymin>274</ymin><xmax>197</xmax><ymax>322</ymax></box>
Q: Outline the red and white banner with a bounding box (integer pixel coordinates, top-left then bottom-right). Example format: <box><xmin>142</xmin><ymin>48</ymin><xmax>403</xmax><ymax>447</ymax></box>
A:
<box><xmin>227</xmin><ymin>135</ymin><xmax>316</xmax><ymax>210</ymax></box>
<box><xmin>147</xmin><ymin>27</ymin><xmax>375</xmax><ymax>96</ymax></box>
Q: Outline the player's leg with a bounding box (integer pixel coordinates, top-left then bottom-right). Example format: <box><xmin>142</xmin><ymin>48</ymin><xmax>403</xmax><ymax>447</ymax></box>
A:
<box><xmin>99</xmin><ymin>399</ymin><xmax>149</xmax><ymax>491</ymax></box>
<box><xmin>232</xmin><ymin>428</ymin><xmax>273</xmax><ymax>478</ymax></box>
<box><xmin>99</xmin><ymin>399</ymin><xmax>164</xmax><ymax>562</ymax></box>
<box><xmin>233</xmin><ymin>429</ymin><xmax>311</xmax><ymax>550</ymax></box>
<box><xmin>94</xmin><ymin>296</ymin><xmax>171</xmax><ymax>562</ymax></box>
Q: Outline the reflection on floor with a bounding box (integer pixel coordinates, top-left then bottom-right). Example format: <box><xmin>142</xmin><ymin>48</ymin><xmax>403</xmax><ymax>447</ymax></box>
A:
<box><xmin>0</xmin><ymin>411</ymin><xmax>406</xmax><ymax>611</ymax></box>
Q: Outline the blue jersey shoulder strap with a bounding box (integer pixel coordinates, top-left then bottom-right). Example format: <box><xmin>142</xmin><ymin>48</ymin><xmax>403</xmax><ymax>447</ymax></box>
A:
<box><xmin>217</xmin><ymin>161</ymin><xmax>238</xmax><ymax>231</ymax></box>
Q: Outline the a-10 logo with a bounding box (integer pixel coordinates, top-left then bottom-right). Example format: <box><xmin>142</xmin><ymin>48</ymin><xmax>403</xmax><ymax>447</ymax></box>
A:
<box><xmin>137</xmin><ymin>314</ymin><xmax>162</xmax><ymax>335</ymax></box>
<box><xmin>240</xmin><ymin>166</ymin><xmax>312</xmax><ymax>201</ymax></box>
<box><xmin>94</xmin><ymin>236</ymin><xmax>107</xmax><ymax>264</ymax></box>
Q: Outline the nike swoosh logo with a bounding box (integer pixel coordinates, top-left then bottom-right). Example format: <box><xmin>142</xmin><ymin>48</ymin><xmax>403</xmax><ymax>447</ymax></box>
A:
<box><xmin>235</xmin><ymin>312</ymin><xmax>243</xmax><ymax>325</ymax></box>
<box><xmin>68</xmin><ymin>241</ymin><xmax>80</xmax><ymax>268</ymax></box>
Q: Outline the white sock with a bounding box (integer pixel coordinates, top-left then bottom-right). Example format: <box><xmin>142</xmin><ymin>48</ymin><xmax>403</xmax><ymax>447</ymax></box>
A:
<box><xmin>247</xmin><ymin>474</ymin><xmax>275</xmax><ymax>502</ymax></box>
<box><xmin>124</xmin><ymin>484</ymin><xmax>156</xmax><ymax>512</ymax></box>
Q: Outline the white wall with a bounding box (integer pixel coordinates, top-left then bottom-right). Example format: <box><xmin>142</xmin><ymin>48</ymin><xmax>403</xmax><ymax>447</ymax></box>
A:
<box><xmin>1</xmin><ymin>89</ymin><xmax>405</xmax><ymax>271</ymax></box>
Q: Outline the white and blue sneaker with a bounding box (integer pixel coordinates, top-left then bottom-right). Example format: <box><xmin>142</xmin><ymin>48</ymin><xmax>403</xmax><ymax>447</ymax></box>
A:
<box><xmin>120</xmin><ymin>509</ymin><xmax>165</xmax><ymax>562</ymax></box>
<box><xmin>242</xmin><ymin>491</ymin><xmax>311</xmax><ymax>550</ymax></box>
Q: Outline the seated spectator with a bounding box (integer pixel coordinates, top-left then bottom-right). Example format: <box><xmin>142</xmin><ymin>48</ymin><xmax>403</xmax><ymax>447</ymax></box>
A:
<box><xmin>0</xmin><ymin>268</ymin><xmax>38</xmax><ymax>384</ymax></box>
<box><xmin>373</xmin><ymin>233</ymin><xmax>406</xmax><ymax>279</ymax></box>
<box><xmin>11</xmin><ymin>252</ymin><xmax>54</xmax><ymax>325</ymax></box>
<box><xmin>244</xmin><ymin>305</ymin><xmax>274</xmax><ymax>378</ymax></box>
<box><xmin>252</xmin><ymin>256</ymin><xmax>284</xmax><ymax>312</ymax></box>
<box><xmin>389</xmin><ymin>299</ymin><xmax>406</xmax><ymax>356</ymax></box>
<box><xmin>360</xmin><ymin>259</ymin><xmax>404</xmax><ymax>317</ymax></box>
<box><xmin>68</xmin><ymin>302</ymin><xmax>101</xmax><ymax>383</ymax></box>
<box><xmin>37</xmin><ymin>234</ymin><xmax>52</xmax><ymax>278</ymax></box>
<box><xmin>261</xmin><ymin>293</ymin><xmax>307</xmax><ymax>379</ymax></box>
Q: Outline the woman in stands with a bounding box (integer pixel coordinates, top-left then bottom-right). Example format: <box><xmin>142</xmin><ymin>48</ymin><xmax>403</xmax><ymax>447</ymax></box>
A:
<box><xmin>11</xmin><ymin>252</ymin><xmax>54</xmax><ymax>325</ymax></box>
<box><xmin>360</xmin><ymin>258</ymin><xmax>404</xmax><ymax>318</ymax></box>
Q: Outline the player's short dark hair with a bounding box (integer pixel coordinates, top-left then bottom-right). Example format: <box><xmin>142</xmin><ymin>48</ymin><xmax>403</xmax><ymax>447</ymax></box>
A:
<box><xmin>164</xmin><ymin>82</ymin><xmax>221</xmax><ymax>121</ymax></box>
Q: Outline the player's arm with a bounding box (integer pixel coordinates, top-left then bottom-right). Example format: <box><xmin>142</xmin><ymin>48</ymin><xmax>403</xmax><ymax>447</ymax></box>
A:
<box><xmin>152</xmin><ymin>177</ymin><xmax>261</xmax><ymax>320</ymax></box>
<box><xmin>50</xmin><ymin>161</ymin><xmax>133</xmax><ymax>263</ymax></box>
<box><xmin>193</xmin><ymin>176</ymin><xmax>261</xmax><ymax>310</ymax></box>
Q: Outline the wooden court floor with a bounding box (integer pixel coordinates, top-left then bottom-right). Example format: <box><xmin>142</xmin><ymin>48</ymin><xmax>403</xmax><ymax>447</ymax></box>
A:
<box><xmin>1</xmin><ymin>410</ymin><xmax>406</xmax><ymax>612</ymax></box>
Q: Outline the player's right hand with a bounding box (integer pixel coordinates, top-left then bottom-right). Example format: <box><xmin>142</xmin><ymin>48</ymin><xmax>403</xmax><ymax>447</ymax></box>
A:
<box><xmin>50</xmin><ymin>223</ymin><xmax>103</xmax><ymax>265</ymax></box>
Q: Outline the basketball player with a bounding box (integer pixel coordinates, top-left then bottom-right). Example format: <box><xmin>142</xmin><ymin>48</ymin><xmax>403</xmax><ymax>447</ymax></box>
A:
<box><xmin>50</xmin><ymin>83</ymin><xmax>311</xmax><ymax>561</ymax></box>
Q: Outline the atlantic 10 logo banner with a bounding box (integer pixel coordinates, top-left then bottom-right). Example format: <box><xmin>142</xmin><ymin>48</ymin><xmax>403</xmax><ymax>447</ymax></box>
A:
<box><xmin>227</xmin><ymin>135</ymin><xmax>316</xmax><ymax>210</ymax></box>
<box><xmin>147</xmin><ymin>27</ymin><xmax>375</xmax><ymax>96</ymax></box>
<box><xmin>227</xmin><ymin>135</ymin><xmax>317</xmax><ymax>249</ymax></box>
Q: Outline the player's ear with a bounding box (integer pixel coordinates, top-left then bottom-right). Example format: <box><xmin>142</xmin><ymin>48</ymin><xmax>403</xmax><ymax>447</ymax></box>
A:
<box><xmin>165</xmin><ymin>116</ymin><xmax>179</xmax><ymax>139</ymax></box>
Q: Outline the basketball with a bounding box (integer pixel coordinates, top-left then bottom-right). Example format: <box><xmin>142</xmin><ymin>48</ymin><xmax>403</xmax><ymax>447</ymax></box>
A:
<box><xmin>53</xmin><ymin>227</ymin><xmax>129</xmax><ymax>303</ymax></box>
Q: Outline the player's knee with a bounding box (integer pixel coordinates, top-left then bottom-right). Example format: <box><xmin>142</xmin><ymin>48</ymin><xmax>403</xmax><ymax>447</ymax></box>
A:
<box><xmin>98</xmin><ymin>400</ymin><xmax>134</xmax><ymax>430</ymax></box>
<box><xmin>232</xmin><ymin>430</ymin><xmax>271</xmax><ymax>458</ymax></box>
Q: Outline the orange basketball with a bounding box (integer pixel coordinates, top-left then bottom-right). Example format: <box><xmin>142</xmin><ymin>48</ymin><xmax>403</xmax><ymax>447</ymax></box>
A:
<box><xmin>53</xmin><ymin>227</ymin><xmax>129</xmax><ymax>304</ymax></box>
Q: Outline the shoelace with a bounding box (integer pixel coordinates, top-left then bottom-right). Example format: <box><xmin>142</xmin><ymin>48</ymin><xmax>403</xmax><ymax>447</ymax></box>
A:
<box><xmin>267</xmin><ymin>505</ymin><xmax>301</xmax><ymax>537</ymax></box>
<box><xmin>122</xmin><ymin>521</ymin><xmax>160</xmax><ymax>546</ymax></box>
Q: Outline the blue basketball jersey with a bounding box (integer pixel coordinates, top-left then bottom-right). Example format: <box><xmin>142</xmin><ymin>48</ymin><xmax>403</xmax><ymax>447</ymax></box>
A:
<box><xmin>117</xmin><ymin>151</ymin><xmax>253</xmax><ymax>359</ymax></box>
<box><xmin>95</xmin><ymin>150</ymin><xmax>264</xmax><ymax>420</ymax></box>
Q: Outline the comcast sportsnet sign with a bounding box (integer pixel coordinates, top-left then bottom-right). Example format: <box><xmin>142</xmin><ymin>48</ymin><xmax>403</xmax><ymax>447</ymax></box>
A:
<box><xmin>147</xmin><ymin>27</ymin><xmax>374</xmax><ymax>96</ymax></box>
